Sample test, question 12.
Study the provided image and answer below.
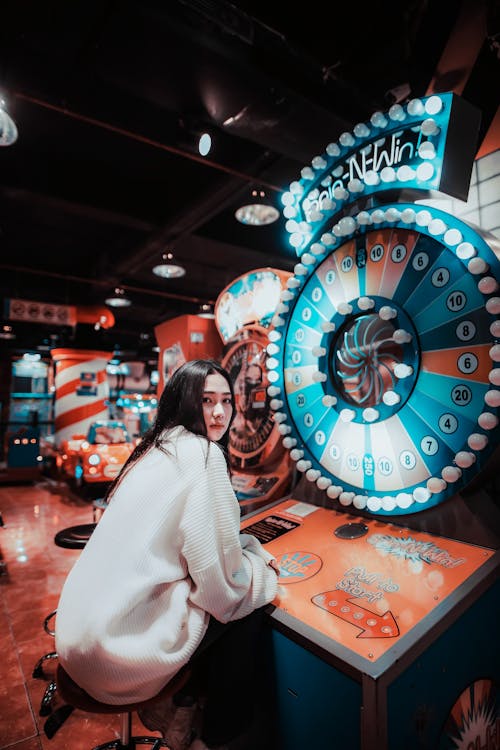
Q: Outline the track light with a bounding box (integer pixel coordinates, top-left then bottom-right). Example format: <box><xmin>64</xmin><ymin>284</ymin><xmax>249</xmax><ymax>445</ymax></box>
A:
<box><xmin>198</xmin><ymin>132</ymin><xmax>212</xmax><ymax>156</ymax></box>
<box><xmin>178</xmin><ymin>116</ymin><xmax>213</xmax><ymax>158</ymax></box>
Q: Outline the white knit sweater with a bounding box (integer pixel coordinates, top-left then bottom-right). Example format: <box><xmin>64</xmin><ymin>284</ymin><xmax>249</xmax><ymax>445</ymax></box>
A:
<box><xmin>55</xmin><ymin>426</ymin><xmax>278</xmax><ymax>704</ymax></box>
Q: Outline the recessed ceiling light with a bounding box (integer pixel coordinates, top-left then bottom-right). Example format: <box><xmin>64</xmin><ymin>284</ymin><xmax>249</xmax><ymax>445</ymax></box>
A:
<box><xmin>152</xmin><ymin>263</ymin><xmax>186</xmax><ymax>278</ymax></box>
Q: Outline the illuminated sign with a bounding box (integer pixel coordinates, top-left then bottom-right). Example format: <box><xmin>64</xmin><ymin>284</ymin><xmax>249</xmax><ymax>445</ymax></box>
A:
<box><xmin>6</xmin><ymin>297</ymin><xmax>77</xmax><ymax>326</ymax></box>
<box><xmin>282</xmin><ymin>93</ymin><xmax>481</xmax><ymax>256</ymax></box>
<box><xmin>215</xmin><ymin>269</ymin><xmax>286</xmax><ymax>344</ymax></box>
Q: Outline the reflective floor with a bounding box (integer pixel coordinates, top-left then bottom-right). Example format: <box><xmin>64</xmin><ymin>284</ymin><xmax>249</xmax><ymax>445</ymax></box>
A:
<box><xmin>0</xmin><ymin>478</ymin><xmax>159</xmax><ymax>750</ymax></box>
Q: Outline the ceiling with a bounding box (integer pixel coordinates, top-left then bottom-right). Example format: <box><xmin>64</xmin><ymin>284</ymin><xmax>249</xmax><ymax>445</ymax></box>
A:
<box><xmin>0</xmin><ymin>0</ymin><xmax>498</xmax><ymax>360</ymax></box>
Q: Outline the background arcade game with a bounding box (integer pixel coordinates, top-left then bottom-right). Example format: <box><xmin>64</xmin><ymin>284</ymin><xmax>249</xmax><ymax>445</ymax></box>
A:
<box><xmin>214</xmin><ymin>269</ymin><xmax>295</xmax><ymax>513</ymax></box>
<box><xmin>244</xmin><ymin>93</ymin><xmax>500</xmax><ymax>750</ymax></box>
<box><xmin>154</xmin><ymin>314</ymin><xmax>222</xmax><ymax>394</ymax></box>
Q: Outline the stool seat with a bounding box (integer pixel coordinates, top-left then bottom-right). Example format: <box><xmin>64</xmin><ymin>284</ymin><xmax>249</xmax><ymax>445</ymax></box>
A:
<box><xmin>54</xmin><ymin>523</ymin><xmax>97</xmax><ymax>549</ymax></box>
<box><xmin>44</xmin><ymin>663</ymin><xmax>192</xmax><ymax>746</ymax></box>
<box><xmin>56</xmin><ymin>663</ymin><xmax>191</xmax><ymax>714</ymax></box>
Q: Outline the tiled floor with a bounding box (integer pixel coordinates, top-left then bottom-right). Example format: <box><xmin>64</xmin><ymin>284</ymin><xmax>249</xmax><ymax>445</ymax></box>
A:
<box><xmin>0</xmin><ymin>478</ymin><xmax>161</xmax><ymax>750</ymax></box>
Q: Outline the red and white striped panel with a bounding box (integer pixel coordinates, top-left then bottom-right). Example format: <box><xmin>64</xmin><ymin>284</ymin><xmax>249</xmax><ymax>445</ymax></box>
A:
<box><xmin>51</xmin><ymin>349</ymin><xmax>111</xmax><ymax>447</ymax></box>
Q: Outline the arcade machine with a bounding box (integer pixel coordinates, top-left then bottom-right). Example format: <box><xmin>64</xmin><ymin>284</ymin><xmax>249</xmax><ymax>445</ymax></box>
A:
<box><xmin>214</xmin><ymin>269</ymin><xmax>295</xmax><ymax>514</ymax></box>
<box><xmin>107</xmin><ymin>361</ymin><xmax>158</xmax><ymax>440</ymax></box>
<box><xmin>241</xmin><ymin>93</ymin><xmax>500</xmax><ymax>750</ymax></box>
<box><xmin>154</xmin><ymin>314</ymin><xmax>222</xmax><ymax>393</ymax></box>
<box><xmin>114</xmin><ymin>394</ymin><xmax>158</xmax><ymax>441</ymax></box>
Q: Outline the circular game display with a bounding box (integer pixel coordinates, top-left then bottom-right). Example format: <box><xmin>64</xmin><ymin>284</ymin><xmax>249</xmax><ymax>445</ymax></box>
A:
<box><xmin>223</xmin><ymin>329</ymin><xmax>282</xmax><ymax>466</ymax></box>
<box><xmin>268</xmin><ymin>203</ymin><xmax>500</xmax><ymax>515</ymax></box>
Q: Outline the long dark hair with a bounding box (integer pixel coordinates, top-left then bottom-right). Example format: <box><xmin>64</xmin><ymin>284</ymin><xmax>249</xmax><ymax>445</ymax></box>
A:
<box><xmin>105</xmin><ymin>359</ymin><xmax>235</xmax><ymax>500</ymax></box>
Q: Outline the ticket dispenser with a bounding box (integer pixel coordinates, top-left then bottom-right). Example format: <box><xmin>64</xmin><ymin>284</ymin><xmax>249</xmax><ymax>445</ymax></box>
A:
<box><xmin>214</xmin><ymin>268</ymin><xmax>295</xmax><ymax>514</ymax></box>
<box><xmin>245</xmin><ymin>93</ymin><xmax>500</xmax><ymax>750</ymax></box>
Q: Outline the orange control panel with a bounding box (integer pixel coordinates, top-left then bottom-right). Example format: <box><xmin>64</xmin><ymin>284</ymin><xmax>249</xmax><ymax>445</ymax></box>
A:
<box><xmin>241</xmin><ymin>499</ymin><xmax>494</xmax><ymax>663</ymax></box>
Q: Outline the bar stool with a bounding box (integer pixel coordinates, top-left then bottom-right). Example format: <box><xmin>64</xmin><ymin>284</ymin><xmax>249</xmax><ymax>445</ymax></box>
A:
<box><xmin>34</xmin><ymin>523</ymin><xmax>97</xmax><ymax>716</ymax></box>
<box><xmin>44</xmin><ymin>662</ymin><xmax>191</xmax><ymax>746</ymax></box>
<box><xmin>32</xmin><ymin>609</ymin><xmax>57</xmax><ymax>679</ymax></box>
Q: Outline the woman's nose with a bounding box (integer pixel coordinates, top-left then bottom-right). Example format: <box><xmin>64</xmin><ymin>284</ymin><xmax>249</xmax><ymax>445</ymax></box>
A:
<box><xmin>213</xmin><ymin>402</ymin><xmax>224</xmax><ymax>417</ymax></box>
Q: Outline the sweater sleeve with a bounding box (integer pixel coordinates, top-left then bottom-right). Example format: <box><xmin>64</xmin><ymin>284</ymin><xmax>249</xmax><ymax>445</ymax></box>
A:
<box><xmin>179</xmin><ymin>438</ymin><xmax>278</xmax><ymax>623</ymax></box>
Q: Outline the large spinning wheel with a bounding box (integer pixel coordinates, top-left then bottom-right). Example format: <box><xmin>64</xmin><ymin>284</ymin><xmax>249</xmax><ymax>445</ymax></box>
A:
<box><xmin>267</xmin><ymin>94</ymin><xmax>499</xmax><ymax>516</ymax></box>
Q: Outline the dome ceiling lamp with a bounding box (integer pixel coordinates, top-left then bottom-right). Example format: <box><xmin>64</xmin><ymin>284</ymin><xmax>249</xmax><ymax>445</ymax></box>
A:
<box><xmin>152</xmin><ymin>252</ymin><xmax>186</xmax><ymax>279</ymax></box>
<box><xmin>235</xmin><ymin>188</ymin><xmax>280</xmax><ymax>226</ymax></box>
<box><xmin>0</xmin><ymin>95</ymin><xmax>18</xmax><ymax>146</ymax></box>
<box><xmin>197</xmin><ymin>303</ymin><xmax>215</xmax><ymax>319</ymax></box>
<box><xmin>105</xmin><ymin>287</ymin><xmax>132</xmax><ymax>308</ymax></box>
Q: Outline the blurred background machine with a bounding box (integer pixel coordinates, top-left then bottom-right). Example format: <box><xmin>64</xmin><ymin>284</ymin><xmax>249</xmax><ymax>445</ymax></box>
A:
<box><xmin>155</xmin><ymin>313</ymin><xmax>222</xmax><ymax>393</ymax></box>
<box><xmin>215</xmin><ymin>268</ymin><xmax>295</xmax><ymax>514</ymax></box>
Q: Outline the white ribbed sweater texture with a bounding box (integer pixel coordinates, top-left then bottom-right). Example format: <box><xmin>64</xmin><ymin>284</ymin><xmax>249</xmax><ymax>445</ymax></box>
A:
<box><xmin>55</xmin><ymin>427</ymin><xmax>278</xmax><ymax>704</ymax></box>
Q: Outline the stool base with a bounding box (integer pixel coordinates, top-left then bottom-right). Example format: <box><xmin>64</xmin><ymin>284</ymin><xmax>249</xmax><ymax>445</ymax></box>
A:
<box><xmin>45</xmin><ymin>705</ymin><xmax>172</xmax><ymax>748</ymax></box>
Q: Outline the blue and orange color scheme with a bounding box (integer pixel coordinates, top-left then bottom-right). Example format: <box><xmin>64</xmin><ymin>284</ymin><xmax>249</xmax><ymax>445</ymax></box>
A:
<box><xmin>267</xmin><ymin>93</ymin><xmax>499</xmax><ymax>516</ymax></box>
<box><xmin>249</xmin><ymin>92</ymin><xmax>499</xmax><ymax>750</ymax></box>
<box><xmin>243</xmin><ymin>498</ymin><xmax>494</xmax><ymax>662</ymax></box>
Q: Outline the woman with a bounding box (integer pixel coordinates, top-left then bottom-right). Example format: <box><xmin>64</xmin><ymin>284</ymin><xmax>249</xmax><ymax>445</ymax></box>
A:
<box><xmin>55</xmin><ymin>359</ymin><xmax>279</xmax><ymax>750</ymax></box>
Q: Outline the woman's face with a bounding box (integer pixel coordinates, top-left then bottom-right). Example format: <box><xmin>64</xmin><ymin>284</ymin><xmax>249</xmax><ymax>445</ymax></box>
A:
<box><xmin>202</xmin><ymin>373</ymin><xmax>234</xmax><ymax>441</ymax></box>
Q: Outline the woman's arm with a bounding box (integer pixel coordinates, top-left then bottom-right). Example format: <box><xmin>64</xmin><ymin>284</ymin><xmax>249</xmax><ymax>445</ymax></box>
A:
<box><xmin>180</xmin><ymin>439</ymin><xmax>278</xmax><ymax>623</ymax></box>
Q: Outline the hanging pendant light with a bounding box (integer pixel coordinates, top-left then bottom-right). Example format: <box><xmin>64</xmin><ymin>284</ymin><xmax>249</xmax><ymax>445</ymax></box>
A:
<box><xmin>152</xmin><ymin>252</ymin><xmax>186</xmax><ymax>279</ymax></box>
<box><xmin>235</xmin><ymin>189</ymin><xmax>279</xmax><ymax>226</ymax></box>
<box><xmin>105</xmin><ymin>287</ymin><xmax>131</xmax><ymax>307</ymax></box>
<box><xmin>0</xmin><ymin>96</ymin><xmax>18</xmax><ymax>147</ymax></box>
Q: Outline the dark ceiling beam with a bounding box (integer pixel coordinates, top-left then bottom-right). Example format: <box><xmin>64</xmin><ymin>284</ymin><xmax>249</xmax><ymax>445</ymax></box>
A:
<box><xmin>0</xmin><ymin>186</ymin><xmax>156</xmax><ymax>232</ymax></box>
<box><xmin>171</xmin><ymin>234</ymin><xmax>296</xmax><ymax>276</ymax></box>
<box><xmin>0</xmin><ymin>265</ymin><xmax>215</xmax><ymax>305</ymax></box>
<box><xmin>111</xmin><ymin>151</ymin><xmax>288</xmax><ymax>278</ymax></box>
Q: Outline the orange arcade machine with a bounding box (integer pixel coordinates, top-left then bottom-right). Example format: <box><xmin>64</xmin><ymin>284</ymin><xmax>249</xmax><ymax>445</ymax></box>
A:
<box><xmin>243</xmin><ymin>93</ymin><xmax>500</xmax><ymax>750</ymax></box>
<box><xmin>214</xmin><ymin>268</ymin><xmax>295</xmax><ymax>514</ymax></box>
<box><xmin>154</xmin><ymin>314</ymin><xmax>222</xmax><ymax>394</ymax></box>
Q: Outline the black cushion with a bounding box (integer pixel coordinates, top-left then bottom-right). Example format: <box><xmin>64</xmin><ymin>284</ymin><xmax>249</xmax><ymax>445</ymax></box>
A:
<box><xmin>54</xmin><ymin>523</ymin><xmax>97</xmax><ymax>549</ymax></box>
<box><xmin>56</xmin><ymin>664</ymin><xmax>191</xmax><ymax>713</ymax></box>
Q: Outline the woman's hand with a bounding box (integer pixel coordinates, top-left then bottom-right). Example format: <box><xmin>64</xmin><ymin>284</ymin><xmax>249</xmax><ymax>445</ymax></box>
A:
<box><xmin>268</xmin><ymin>558</ymin><xmax>280</xmax><ymax>576</ymax></box>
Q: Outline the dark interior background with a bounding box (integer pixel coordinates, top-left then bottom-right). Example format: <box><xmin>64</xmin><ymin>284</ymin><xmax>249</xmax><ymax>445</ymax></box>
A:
<box><xmin>0</xmin><ymin>0</ymin><xmax>498</xmax><ymax>361</ymax></box>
